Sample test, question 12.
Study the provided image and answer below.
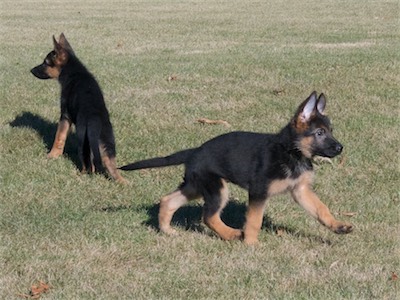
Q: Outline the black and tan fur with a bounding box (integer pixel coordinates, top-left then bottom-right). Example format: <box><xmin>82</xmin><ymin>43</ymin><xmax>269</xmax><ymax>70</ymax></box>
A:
<box><xmin>120</xmin><ymin>92</ymin><xmax>353</xmax><ymax>244</ymax></box>
<box><xmin>31</xmin><ymin>33</ymin><xmax>125</xmax><ymax>183</ymax></box>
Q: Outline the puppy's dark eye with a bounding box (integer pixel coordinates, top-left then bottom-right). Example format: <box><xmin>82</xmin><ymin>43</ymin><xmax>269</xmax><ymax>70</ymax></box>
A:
<box><xmin>316</xmin><ymin>128</ymin><xmax>325</xmax><ymax>136</ymax></box>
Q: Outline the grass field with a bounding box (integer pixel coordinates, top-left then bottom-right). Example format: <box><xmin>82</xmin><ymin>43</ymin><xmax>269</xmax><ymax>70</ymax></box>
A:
<box><xmin>1</xmin><ymin>0</ymin><xmax>399</xmax><ymax>298</ymax></box>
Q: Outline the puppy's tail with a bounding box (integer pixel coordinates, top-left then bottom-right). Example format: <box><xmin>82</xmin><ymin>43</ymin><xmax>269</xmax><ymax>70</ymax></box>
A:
<box><xmin>119</xmin><ymin>148</ymin><xmax>197</xmax><ymax>171</ymax></box>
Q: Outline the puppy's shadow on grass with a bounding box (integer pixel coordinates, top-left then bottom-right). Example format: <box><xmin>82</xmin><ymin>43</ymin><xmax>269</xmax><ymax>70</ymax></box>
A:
<box><xmin>101</xmin><ymin>200</ymin><xmax>332</xmax><ymax>244</ymax></box>
<box><xmin>9</xmin><ymin>111</ymin><xmax>80</xmax><ymax>167</ymax></box>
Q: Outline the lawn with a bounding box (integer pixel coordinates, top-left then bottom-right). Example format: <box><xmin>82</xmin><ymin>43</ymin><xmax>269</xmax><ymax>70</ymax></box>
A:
<box><xmin>0</xmin><ymin>0</ymin><xmax>398</xmax><ymax>299</ymax></box>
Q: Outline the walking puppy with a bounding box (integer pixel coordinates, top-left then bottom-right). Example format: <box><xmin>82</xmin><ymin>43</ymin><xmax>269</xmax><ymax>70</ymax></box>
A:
<box><xmin>31</xmin><ymin>33</ymin><xmax>126</xmax><ymax>183</ymax></box>
<box><xmin>120</xmin><ymin>92</ymin><xmax>353</xmax><ymax>244</ymax></box>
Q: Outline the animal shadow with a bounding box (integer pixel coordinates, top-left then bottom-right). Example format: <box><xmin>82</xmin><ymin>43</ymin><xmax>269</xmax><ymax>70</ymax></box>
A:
<box><xmin>9</xmin><ymin>111</ymin><xmax>80</xmax><ymax>168</ymax></box>
<box><xmin>141</xmin><ymin>200</ymin><xmax>291</xmax><ymax>235</ymax></box>
<box><xmin>101</xmin><ymin>199</ymin><xmax>332</xmax><ymax>243</ymax></box>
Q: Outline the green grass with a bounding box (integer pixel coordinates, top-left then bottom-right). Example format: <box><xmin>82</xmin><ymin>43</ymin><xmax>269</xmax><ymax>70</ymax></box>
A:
<box><xmin>1</xmin><ymin>0</ymin><xmax>399</xmax><ymax>298</ymax></box>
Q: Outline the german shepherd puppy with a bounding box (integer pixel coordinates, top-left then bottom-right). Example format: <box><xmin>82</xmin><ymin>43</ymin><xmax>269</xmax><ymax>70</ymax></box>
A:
<box><xmin>31</xmin><ymin>33</ymin><xmax>126</xmax><ymax>183</ymax></box>
<box><xmin>120</xmin><ymin>92</ymin><xmax>353</xmax><ymax>244</ymax></box>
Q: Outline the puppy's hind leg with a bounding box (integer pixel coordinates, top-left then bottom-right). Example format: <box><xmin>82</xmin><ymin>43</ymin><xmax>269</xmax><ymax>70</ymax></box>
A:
<box><xmin>100</xmin><ymin>144</ymin><xmax>127</xmax><ymax>184</ymax></box>
<box><xmin>159</xmin><ymin>183</ymin><xmax>199</xmax><ymax>235</ymax></box>
<box><xmin>99</xmin><ymin>126</ymin><xmax>127</xmax><ymax>184</ymax></box>
<box><xmin>202</xmin><ymin>179</ymin><xmax>242</xmax><ymax>241</ymax></box>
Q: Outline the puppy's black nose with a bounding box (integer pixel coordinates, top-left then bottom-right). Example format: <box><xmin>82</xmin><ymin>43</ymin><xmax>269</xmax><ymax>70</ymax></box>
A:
<box><xmin>335</xmin><ymin>143</ymin><xmax>343</xmax><ymax>153</ymax></box>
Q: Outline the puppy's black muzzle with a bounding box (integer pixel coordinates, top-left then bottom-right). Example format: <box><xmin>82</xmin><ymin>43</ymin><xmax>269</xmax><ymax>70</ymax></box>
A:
<box><xmin>334</xmin><ymin>143</ymin><xmax>343</xmax><ymax>154</ymax></box>
<box><xmin>323</xmin><ymin>139</ymin><xmax>343</xmax><ymax>158</ymax></box>
<box><xmin>31</xmin><ymin>64</ymin><xmax>51</xmax><ymax>80</ymax></box>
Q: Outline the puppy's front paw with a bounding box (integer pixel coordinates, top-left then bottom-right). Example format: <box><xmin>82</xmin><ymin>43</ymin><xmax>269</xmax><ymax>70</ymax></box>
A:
<box><xmin>333</xmin><ymin>222</ymin><xmax>353</xmax><ymax>234</ymax></box>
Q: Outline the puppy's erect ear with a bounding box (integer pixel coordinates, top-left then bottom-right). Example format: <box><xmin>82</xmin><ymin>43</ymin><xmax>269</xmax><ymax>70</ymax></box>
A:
<box><xmin>58</xmin><ymin>33</ymin><xmax>74</xmax><ymax>54</ymax></box>
<box><xmin>299</xmin><ymin>91</ymin><xmax>317</xmax><ymax>123</ymax></box>
<box><xmin>53</xmin><ymin>35</ymin><xmax>62</xmax><ymax>53</ymax></box>
<box><xmin>291</xmin><ymin>91</ymin><xmax>318</xmax><ymax>132</ymax></box>
<box><xmin>52</xmin><ymin>34</ymin><xmax>69</xmax><ymax>65</ymax></box>
<box><xmin>317</xmin><ymin>93</ymin><xmax>326</xmax><ymax>115</ymax></box>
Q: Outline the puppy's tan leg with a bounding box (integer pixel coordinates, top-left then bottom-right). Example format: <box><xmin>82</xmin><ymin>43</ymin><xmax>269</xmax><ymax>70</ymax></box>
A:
<box><xmin>48</xmin><ymin>118</ymin><xmax>70</xmax><ymax>158</ymax></box>
<box><xmin>243</xmin><ymin>199</ymin><xmax>267</xmax><ymax>245</ymax></box>
<box><xmin>291</xmin><ymin>173</ymin><xmax>353</xmax><ymax>234</ymax></box>
<box><xmin>159</xmin><ymin>189</ymin><xmax>190</xmax><ymax>235</ymax></box>
<box><xmin>204</xmin><ymin>215</ymin><xmax>242</xmax><ymax>241</ymax></box>
<box><xmin>203</xmin><ymin>180</ymin><xmax>242</xmax><ymax>241</ymax></box>
<box><xmin>100</xmin><ymin>145</ymin><xmax>127</xmax><ymax>184</ymax></box>
<box><xmin>102</xmin><ymin>155</ymin><xmax>127</xmax><ymax>184</ymax></box>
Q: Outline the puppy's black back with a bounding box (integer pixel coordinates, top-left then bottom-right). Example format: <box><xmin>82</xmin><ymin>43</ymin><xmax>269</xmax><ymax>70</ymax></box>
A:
<box><xmin>60</xmin><ymin>54</ymin><xmax>116</xmax><ymax>157</ymax></box>
<box><xmin>60</xmin><ymin>56</ymin><xmax>108</xmax><ymax>121</ymax></box>
<box><xmin>185</xmin><ymin>127</ymin><xmax>311</xmax><ymax>191</ymax></box>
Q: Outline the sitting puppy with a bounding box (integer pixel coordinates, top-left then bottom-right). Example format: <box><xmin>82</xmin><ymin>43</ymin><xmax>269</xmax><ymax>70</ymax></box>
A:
<box><xmin>31</xmin><ymin>33</ymin><xmax>126</xmax><ymax>183</ymax></box>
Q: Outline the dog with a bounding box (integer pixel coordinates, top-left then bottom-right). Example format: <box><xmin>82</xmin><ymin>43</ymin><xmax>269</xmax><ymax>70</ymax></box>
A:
<box><xmin>120</xmin><ymin>92</ymin><xmax>353</xmax><ymax>244</ymax></box>
<box><xmin>31</xmin><ymin>33</ymin><xmax>126</xmax><ymax>183</ymax></box>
